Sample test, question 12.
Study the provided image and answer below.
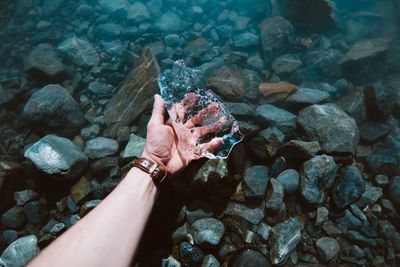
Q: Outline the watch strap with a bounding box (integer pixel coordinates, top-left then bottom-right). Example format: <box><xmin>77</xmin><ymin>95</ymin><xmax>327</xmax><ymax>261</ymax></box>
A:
<box><xmin>133</xmin><ymin>157</ymin><xmax>167</xmax><ymax>184</ymax></box>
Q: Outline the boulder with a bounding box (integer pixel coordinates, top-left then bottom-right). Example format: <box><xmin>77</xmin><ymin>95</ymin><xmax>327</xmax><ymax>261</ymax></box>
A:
<box><xmin>25</xmin><ymin>43</ymin><xmax>68</xmax><ymax>82</ymax></box>
<box><xmin>300</xmin><ymin>155</ymin><xmax>337</xmax><ymax>205</ymax></box>
<box><xmin>25</xmin><ymin>135</ymin><xmax>88</xmax><ymax>180</ymax></box>
<box><xmin>104</xmin><ymin>48</ymin><xmax>160</xmax><ymax>137</ymax></box>
<box><xmin>22</xmin><ymin>84</ymin><xmax>84</xmax><ymax>135</ymax></box>
<box><xmin>57</xmin><ymin>37</ymin><xmax>100</xmax><ymax>68</ymax></box>
<box><xmin>297</xmin><ymin>104</ymin><xmax>359</xmax><ymax>155</ymax></box>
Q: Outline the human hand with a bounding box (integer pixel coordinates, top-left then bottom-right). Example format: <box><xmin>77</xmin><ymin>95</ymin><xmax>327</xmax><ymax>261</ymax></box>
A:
<box><xmin>142</xmin><ymin>94</ymin><xmax>224</xmax><ymax>175</ymax></box>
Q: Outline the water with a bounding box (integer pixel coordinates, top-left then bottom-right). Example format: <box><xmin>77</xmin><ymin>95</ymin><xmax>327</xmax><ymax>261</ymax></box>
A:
<box><xmin>0</xmin><ymin>0</ymin><xmax>400</xmax><ymax>266</ymax></box>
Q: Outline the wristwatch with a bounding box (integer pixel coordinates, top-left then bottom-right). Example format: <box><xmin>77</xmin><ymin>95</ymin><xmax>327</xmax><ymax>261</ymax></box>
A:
<box><xmin>133</xmin><ymin>157</ymin><xmax>167</xmax><ymax>184</ymax></box>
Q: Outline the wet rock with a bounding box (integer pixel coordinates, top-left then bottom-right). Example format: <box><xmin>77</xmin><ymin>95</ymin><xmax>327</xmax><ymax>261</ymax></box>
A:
<box><xmin>389</xmin><ymin>176</ymin><xmax>400</xmax><ymax>207</ymax></box>
<box><xmin>270</xmin><ymin>217</ymin><xmax>304</xmax><ymax>265</ymax></box>
<box><xmin>0</xmin><ymin>235</ymin><xmax>39</xmax><ymax>267</ymax></box>
<box><xmin>154</xmin><ymin>10</ymin><xmax>186</xmax><ymax>32</ymax></box>
<box><xmin>80</xmin><ymin>199</ymin><xmax>101</xmax><ymax>217</ymax></box>
<box><xmin>88</xmin><ymin>81</ymin><xmax>113</xmax><ymax>96</ymax></box>
<box><xmin>265</xmin><ymin>178</ymin><xmax>284</xmax><ymax>211</ymax></box>
<box><xmin>235</xmin><ymin>0</ymin><xmax>271</xmax><ymax>18</ymax></box>
<box><xmin>300</xmin><ymin>155</ymin><xmax>337</xmax><ymax>205</ymax></box>
<box><xmin>335</xmin><ymin>88</ymin><xmax>367</xmax><ymax>124</ymax></box>
<box><xmin>14</xmin><ymin>190</ymin><xmax>38</xmax><ymax>206</ymax></box>
<box><xmin>84</xmin><ymin>137</ymin><xmax>119</xmax><ymax>159</ymax></box>
<box><xmin>316</xmin><ymin>206</ymin><xmax>329</xmax><ymax>226</ymax></box>
<box><xmin>272</xmin><ymin>54</ymin><xmax>303</xmax><ymax>76</ymax></box>
<box><xmin>25</xmin><ymin>135</ymin><xmax>88</xmax><ymax>180</ymax></box>
<box><xmin>364</xmin><ymin>82</ymin><xmax>397</xmax><ymax>121</ymax></box>
<box><xmin>3</xmin><ymin>230</ymin><xmax>18</xmax><ymax>245</ymax></box>
<box><xmin>98</xmin><ymin>0</ymin><xmax>130</xmax><ymax>17</ymax></box>
<box><xmin>225</xmin><ymin>102</ymin><xmax>255</xmax><ymax>119</ymax></box>
<box><xmin>71</xmin><ymin>176</ymin><xmax>93</xmax><ymax>204</ymax></box>
<box><xmin>25</xmin><ymin>43</ymin><xmax>68</xmax><ymax>82</ymax></box>
<box><xmin>257</xmin><ymin>222</ymin><xmax>271</xmax><ymax>242</ymax></box>
<box><xmin>284</xmin><ymin>0</ymin><xmax>336</xmax><ymax>32</ymax></box>
<box><xmin>276</xmin><ymin>169</ymin><xmax>299</xmax><ymax>194</ymax></box>
<box><xmin>260</xmin><ymin>16</ymin><xmax>294</xmax><ymax>61</ymax></box>
<box><xmin>332</xmin><ymin>166</ymin><xmax>365</xmax><ymax>209</ymax></box>
<box><xmin>122</xmin><ymin>134</ymin><xmax>145</xmax><ymax>159</ymax></box>
<box><xmin>340</xmin><ymin>37</ymin><xmax>392</xmax><ymax>84</ymax></box>
<box><xmin>206</xmin><ymin>65</ymin><xmax>246</xmax><ymax>101</ymax></box>
<box><xmin>179</xmin><ymin>242</ymin><xmax>205</xmax><ymax>267</ymax></box>
<box><xmin>126</xmin><ymin>2</ymin><xmax>151</xmax><ymax>24</ymax></box>
<box><xmin>359</xmin><ymin>122</ymin><xmax>390</xmax><ymax>143</ymax></box>
<box><xmin>94</xmin><ymin>23</ymin><xmax>123</xmax><ymax>41</ymax></box>
<box><xmin>232</xmin><ymin>32</ymin><xmax>259</xmax><ymax>48</ymax></box>
<box><xmin>297</xmin><ymin>104</ymin><xmax>359</xmax><ymax>155</ymax></box>
<box><xmin>42</xmin><ymin>0</ymin><xmax>64</xmax><ymax>15</ymax></box>
<box><xmin>242</xmin><ymin>165</ymin><xmax>269</xmax><ymax>199</ymax></box>
<box><xmin>162</xmin><ymin>256</ymin><xmax>181</xmax><ymax>267</ymax></box>
<box><xmin>24</xmin><ymin>201</ymin><xmax>48</xmax><ymax>225</ymax></box>
<box><xmin>347</xmin><ymin>230</ymin><xmax>377</xmax><ymax>247</ymax></box>
<box><xmin>224</xmin><ymin>202</ymin><xmax>264</xmax><ymax>225</ymax></box>
<box><xmin>192</xmin><ymin>159</ymin><xmax>228</xmax><ymax>187</ymax></box>
<box><xmin>285</xmin><ymin>88</ymin><xmax>330</xmax><ymax>108</ymax></box>
<box><xmin>1</xmin><ymin>206</ymin><xmax>25</xmax><ymax>228</ymax></box>
<box><xmin>201</xmin><ymin>254</ymin><xmax>220</xmax><ymax>267</ymax></box>
<box><xmin>172</xmin><ymin>223</ymin><xmax>190</xmax><ymax>244</ymax></box>
<box><xmin>366</xmin><ymin>137</ymin><xmax>400</xmax><ymax>176</ymax></box>
<box><xmin>316</xmin><ymin>237</ymin><xmax>340</xmax><ymax>262</ymax></box>
<box><xmin>191</xmin><ymin>218</ymin><xmax>225</xmax><ymax>248</ymax></box>
<box><xmin>58</xmin><ymin>37</ymin><xmax>100</xmax><ymax>68</ymax></box>
<box><xmin>255</xmin><ymin>104</ymin><xmax>296</xmax><ymax>135</ymax></box>
<box><xmin>186</xmin><ymin>201</ymin><xmax>214</xmax><ymax>224</ymax></box>
<box><xmin>357</xmin><ymin>184</ymin><xmax>383</xmax><ymax>207</ymax></box>
<box><xmin>22</xmin><ymin>84</ymin><xmax>84</xmax><ymax>135</ymax></box>
<box><xmin>259</xmin><ymin>82</ymin><xmax>297</xmax><ymax>103</ymax></box>
<box><xmin>231</xmin><ymin>249</ymin><xmax>269</xmax><ymax>267</ymax></box>
<box><xmin>104</xmin><ymin>48</ymin><xmax>159</xmax><ymax>137</ymax></box>
<box><xmin>80</xmin><ymin>124</ymin><xmax>100</xmax><ymax>141</ymax></box>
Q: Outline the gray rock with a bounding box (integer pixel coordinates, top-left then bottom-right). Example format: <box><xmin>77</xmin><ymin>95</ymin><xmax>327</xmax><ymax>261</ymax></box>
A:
<box><xmin>88</xmin><ymin>81</ymin><xmax>113</xmax><ymax>96</ymax></box>
<box><xmin>224</xmin><ymin>202</ymin><xmax>264</xmax><ymax>224</ymax></box>
<box><xmin>127</xmin><ymin>2</ymin><xmax>151</xmax><ymax>24</ymax></box>
<box><xmin>162</xmin><ymin>256</ymin><xmax>181</xmax><ymax>267</ymax></box>
<box><xmin>242</xmin><ymin>165</ymin><xmax>269</xmax><ymax>199</ymax></box>
<box><xmin>172</xmin><ymin>223</ymin><xmax>190</xmax><ymax>244</ymax></box>
<box><xmin>80</xmin><ymin>124</ymin><xmax>100</xmax><ymax>141</ymax></box>
<box><xmin>42</xmin><ymin>0</ymin><xmax>64</xmax><ymax>15</ymax></box>
<box><xmin>84</xmin><ymin>137</ymin><xmax>119</xmax><ymax>159</ymax></box>
<box><xmin>359</xmin><ymin>122</ymin><xmax>390</xmax><ymax>143</ymax></box>
<box><xmin>25</xmin><ymin>135</ymin><xmax>88</xmax><ymax>180</ymax></box>
<box><xmin>2</xmin><ymin>230</ymin><xmax>18</xmax><ymax>245</ymax></box>
<box><xmin>179</xmin><ymin>242</ymin><xmax>205</xmax><ymax>267</ymax></box>
<box><xmin>260</xmin><ymin>16</ymin><xmax>294</xmax><ymax>61</ymax></box>
<box><xmin>257</xmin><ymin>222</ymin><xmax>271</xmax><ymax>241</ymax></box>
<box><xmin>164</xmin><ymin>34</ymin><xmax>180</xmax><ymax>47</ymax></box>
<box><xmin>24</xmin><ymin>201</ymin><xmax>48</xmax><ymax>225</ymax></box>
<box><xmin>231</xmin><ymin>249</ymin><xmax>269</xmax><ymax>267</ymax></box>
<box><xmin>232</xmin><ymin>32</ymin><xmax>259</xmax><ymax>48</ymax></box>
<box><xmin>191</xmin><ymin>218</ymin><xmax>225</xmax><ymax>248</ymax></box>
<box><xmin>225</xmin><ymin>102</ymin><xmax>255</xmax><ymax>119</ymax></box>
<box><xmin>22</xmin><ymin>84</ymin><xmax>84</xmax><ymax>135</ymax></box>
<box><xmin>0</xmin><ymin>235</ymin><xmax>40</xmax><ymax>267</ymax></box>
<box><xmin>265</xmin><ymin>178</ymin><xmax>284</xmax><ymax>211</ymax></box>
<box><xmin>186</xmin><ymin>201</ymin><xmax>214</xmax><ymax>224</ymax></box>
<box><xmin>98</xmin><ymin>0</ymin><xmax>130</xmax><ymax>16</ymax></box>
<box><xmin>316</xmin><ymin>206</ymin><xmax>329</xmax><ymax>226</ymax></box>
<box><xmin>271</xmin><ymin>54</ymin><xmax>303</xmax><ymax>75</ymax></box>
<box><xmin>154</xmin><ymin>10</ymin><xmax>186</xmax><ymax>32</ymax></box>
<box><xmin>122</xmin><ymin>134</ymin><xmax>145</xmax><ymax>158</ymax></box>
<box><xmin>1</xmin><ymin>207</ymin><xmax>25</xmax><ymax>228</ymax></box>
<box><xmin>270</xmin><ymin>217</ymin><xmax>303</xmax><ymax>265</ymax></box>
<box><xmin>332</xmin><ymin>166</ymin><xmax>366</xmax><ymax>209</ymax></box>
<box><xmin>316</xmin><ymin>237</ymin><xmax>340</xmax><ymax>262</ymax></box>
<box><xmin>94</xmin><ymin>23</ymin><xmax>123</xmax><ymax>41</ymax></box>
<box><xmin>285</xmin><ymin>88</ymin><xmax>330</xmax><ymax>107</ymax></box>
<box><xmin>297</xmin><ymin>104</ymin><xmax>359</xmax><ymax>155</ymax></box>
<box><xmin>192</xmin><ymin>159</ymin><xmax>228</xmax><ymax>186</ymax></box>
<box><xmin>201</xmin><ymin>254</ymin><xmax>220</xmax><ymax>267</ymax></box>
<box><xmin>24</xmin><ymin>43</ymin><xmax>68</xmax><ymax>82</ymax></box>
<box><xmin>255</xmin><ymin>104</ymin><xmax>297</xmax><ymax>135</ymax></box>
<box><xmin>300</xmin><ymin>155</ymin><xmax>337</xmax><ymax>205</ymax></box>
<box><xmin>276</xmin><ymin>169</ymin><xmax>299</xmax><ymax>194</ymax></box>
<box><xmin>58</xmin><ymin>37</ymin><xmax>100</xmax><ymax>68</ymax></box>
<box><xmin>357</xmin><ymin>184</ymin><xmax>383</xmax><ymax>207</ymax></box>
<box><xmin>14</xmin><ymin>190</ymin><xmax>38</xmax><ymax>206</ymax></box>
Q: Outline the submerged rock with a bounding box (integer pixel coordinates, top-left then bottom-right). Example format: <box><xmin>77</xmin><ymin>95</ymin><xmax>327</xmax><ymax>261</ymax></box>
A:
<box><xmin>242</xmin><ymin>165</ymin><xmax>269</xmax><ymax>199</ymax></box>
<box><xmin>231</xmin><ymin>249</ymin><xmax>269</xmax><ymax>267</ymax></box>
<box><xmin>104</xmin><ymin>48</ymin><xmax>160</xmax><ymax>137</ymax></box>
<box><xmin>255</xmin><ymin>104</ymin><xmax>297</xmax><ymax>135</ymax></box>
<box><xmin>84</xmin><ymin>137</ymin><xmax>119</xmax><ymax>159</ymax></box>
<box><xmin>300</xmin><ymin>155</ymin><xmax>337</xmax><ymax>205</ymax></box>
<box><xmin>58</xmin><ymin>37</ymin><xmax>100</xmax><ymax>68</ymax></box>
<box><xmin>22</xmin><ymin>84</ymin><xmax>84</xmax><ymax>135</ymax></box>
<box><xmin>122</xmin><ymin>134</ymin><xmax>145</xmax><ymax>159</ymax></box>
<box><xmin>154</xmin><ymin>10</ymin><xmax>186</xmax><ymax>32</ymax></box>
<box><xmin>25</xmin><ymin>43</ymin><xmax>68</xmax><ymax>82</ymax></box>
<box><xmin>25</xmin><ymin>135</ymin><xmax>88</xmax><ymax>180</ymax></box>
<box><xmin>191</xmin><ymin>218</ymin><xmax>225</xmax><ymax>248</ymax></box>
<box><xmin>297</xmin><ymin>104</ymin><xmax>359</xmax><ymax>155</ymax></box>
<box><xmin>271</xmin><ymin>53</ymin><xmax>303</xmax><ymax>75</ymax></box>
<box><xmin>270</xmin><ymin>217</ymin><xmax>303</xmax><ymax>265</ymax></box>
<box><xmin>316</xmin><ymin>237</ymin><xmax>340</xmax><ymax>262</ymax></box>
<box><xmin>1</xmin><ymin>206</ymin><xmax>25</xmax><ymax>228</ymax></box>
<box><xmin>332</xmin><ymin>166</ymin><xmax>366</xmax><ymax>209</ymax></box>
<box><xmin>0</xmin><ymin>235</ymin><xmax>40</xmax><ymax>267</ymax></box>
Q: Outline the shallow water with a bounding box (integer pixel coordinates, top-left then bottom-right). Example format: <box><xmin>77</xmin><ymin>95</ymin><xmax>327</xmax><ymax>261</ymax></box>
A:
<box><xmin>0</xmin><ymin>0</ymin><xmax>400</xmax><ymax>266</ymax></box>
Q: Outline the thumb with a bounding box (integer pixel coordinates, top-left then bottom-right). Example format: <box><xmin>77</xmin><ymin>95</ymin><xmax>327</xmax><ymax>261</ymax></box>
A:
<box><xmin>149</xmin><ymin>94</ymin><xmax>165</xmax><ymax>125</ymax></box>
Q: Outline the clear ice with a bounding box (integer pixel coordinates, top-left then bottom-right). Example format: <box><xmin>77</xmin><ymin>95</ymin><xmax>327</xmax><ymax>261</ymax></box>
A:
<box><xmin>158</xmin><ymin>60</ymin><xmax>244</xmax><ymax>160</ymax></box>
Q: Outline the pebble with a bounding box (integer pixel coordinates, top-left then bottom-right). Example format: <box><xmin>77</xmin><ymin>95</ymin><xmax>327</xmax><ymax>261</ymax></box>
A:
<box><xmin>191</xmin><ymin>218</ymin><xmax>225</xmax><ymax>248</ymax></box>
<box><xmin>231</xmin><ymin>249</ymin><xmax>269</xmax><ymax>267</ymax></box>
<box><xmin>276</xmin><ymin>169</ymin><xmax>299</xmax><ymax>194</ymax></box>
<box><xmin>332</xmin><ymin>166</ymin><xmax>366</xmax><ymax>209</ymax></box>
<box><xmin>201</xmin><ymin>254</ymin><xmax>220</xmax><ymax>267</ymax></box>
<box><xmin>1</xmin><ymin>206</ymin><xmax>26</xmax><ymax>228</ymax></box>
<box><xmin>316</xmin><ymin>237</ymin><xmax>340</xmax><ymax>262</ymax></box>
<box><xmin>24</xmin><ymin>201</ymin><xmax>48</xmax><ymax>225</ymax></box>
<box><xmin>14</xmin><ymin>190</ymin><xmax>38</xmax><ymax>206</ymax></box>
<box><xmin>242</xmin><ymin>165</ymin><xmax>269</xmax><ymax>199</ymax></box>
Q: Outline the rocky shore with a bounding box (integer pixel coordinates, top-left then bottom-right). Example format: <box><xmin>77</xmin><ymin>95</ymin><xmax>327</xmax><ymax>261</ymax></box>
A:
<box><xmin>1</xmin><ymin>0</ymin><xmax>400</xmax><ymax>266</ymax></box>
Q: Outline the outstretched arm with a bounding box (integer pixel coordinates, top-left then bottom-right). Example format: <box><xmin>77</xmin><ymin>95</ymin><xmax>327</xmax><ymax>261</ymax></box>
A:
<box><xmin>28</xmin><ymin>95</ymin><xmax>187</xmax><ymax>267</ymax></box>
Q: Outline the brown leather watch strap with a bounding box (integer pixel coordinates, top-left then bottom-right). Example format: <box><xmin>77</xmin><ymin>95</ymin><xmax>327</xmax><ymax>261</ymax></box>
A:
<box><xmin>133</xmin><ymin>157</ymin><xmax>167</xmax><ymax>184</ymax></box>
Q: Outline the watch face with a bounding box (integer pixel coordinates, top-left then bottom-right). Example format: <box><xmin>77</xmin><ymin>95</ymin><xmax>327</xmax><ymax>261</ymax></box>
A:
<box><xmin>158</xmin><ymin>60</ymin><xmax>244</xmax><ymax>160</ymax></box>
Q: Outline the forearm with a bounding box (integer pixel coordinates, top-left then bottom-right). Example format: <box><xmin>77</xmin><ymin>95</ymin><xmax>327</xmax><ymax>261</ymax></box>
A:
<box><xmin>28</xmin><ymin>167</ymin><xmax>158</xmax><ymax>267</ymax></box>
